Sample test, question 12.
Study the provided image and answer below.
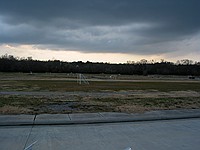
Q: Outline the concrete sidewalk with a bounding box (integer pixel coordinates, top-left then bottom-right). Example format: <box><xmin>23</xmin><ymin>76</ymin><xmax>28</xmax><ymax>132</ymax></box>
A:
<box><xmin>0</xmin><ymin>109</ymin><xmax>200</xmax><ymax>126</ymax></box>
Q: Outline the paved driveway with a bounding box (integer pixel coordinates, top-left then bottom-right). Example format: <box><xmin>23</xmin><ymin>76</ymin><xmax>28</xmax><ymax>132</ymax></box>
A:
<box><xmin>0</xmin><ymin>119</ymin><xmax>200</xmax><ymax>150</ymax></box>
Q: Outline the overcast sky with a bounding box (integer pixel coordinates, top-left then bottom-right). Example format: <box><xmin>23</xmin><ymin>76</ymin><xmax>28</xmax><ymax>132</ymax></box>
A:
<box><xmin>0</xmin><ymin>0</ymin><xmax>200</xmax><ymax>63</ymax></box>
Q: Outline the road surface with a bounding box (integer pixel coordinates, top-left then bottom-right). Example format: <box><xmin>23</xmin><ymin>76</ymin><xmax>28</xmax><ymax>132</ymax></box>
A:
<box><xmin>0</xmin><ymin>118</ymin><xmax>200</xmax><ymax>150</ymax></box>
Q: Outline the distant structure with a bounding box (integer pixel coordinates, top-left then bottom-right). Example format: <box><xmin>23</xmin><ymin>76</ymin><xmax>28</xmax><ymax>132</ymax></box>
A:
<box><xmin>188</xmin><ymin>76</ymin><xmax>195</xmax><ymax>79</ymax></box>
<box><xmin>77</xmin><ymin>74</ymin><xmax>89</xmax><ymax>84</ymax></box>
<box><xmin>110</xmin><ymin>75</ymin><xmax>118</xmax><ymax>80</ymax></box>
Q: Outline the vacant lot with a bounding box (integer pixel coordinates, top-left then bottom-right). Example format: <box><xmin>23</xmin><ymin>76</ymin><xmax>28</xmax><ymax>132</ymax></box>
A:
<box><xmin>0</xmin><ymin>73</ymin><xmax>200</xmax><ymax>114</ymax></box>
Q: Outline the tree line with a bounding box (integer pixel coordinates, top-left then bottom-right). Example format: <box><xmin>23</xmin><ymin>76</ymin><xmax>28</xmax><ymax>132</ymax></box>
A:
<box><xmin>0</xmin><ymin>54</ymin><xmax>200</xmax><ymax>76</ymax></box>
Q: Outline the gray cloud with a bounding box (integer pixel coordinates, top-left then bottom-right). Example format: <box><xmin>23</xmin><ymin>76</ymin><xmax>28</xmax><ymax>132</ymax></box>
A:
<box><xmin>0</xmin><ymin>0</ymin><xmax>200</xmax><ymax>55</ymax></box>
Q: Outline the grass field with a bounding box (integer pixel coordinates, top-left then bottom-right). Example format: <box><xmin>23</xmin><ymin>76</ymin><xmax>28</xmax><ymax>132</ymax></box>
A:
<box><xmin>0</xmin><ymin>73</ymin><xmax>200</xmax><ymax>114</ymax></box>
<box><xmin>1</xmin><ymin>79</ymin><xmax>200</xmax><ymax>92</ymax></box>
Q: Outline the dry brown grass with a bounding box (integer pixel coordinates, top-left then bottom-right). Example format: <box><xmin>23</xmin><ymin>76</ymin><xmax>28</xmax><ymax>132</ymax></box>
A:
<box><xmin>1</xmin><ymin>73</ymin><xmax>200</xmax><ymax>114</ymax></box>
<box><xmin>0</xmin><ymin>95</ymin><xmax>200</xmax><ymax>114</ymax></box>
<box><xmin>0</xmin><ymin>105</ymin><xmax>32</xmax><ymax>114</ymax></box>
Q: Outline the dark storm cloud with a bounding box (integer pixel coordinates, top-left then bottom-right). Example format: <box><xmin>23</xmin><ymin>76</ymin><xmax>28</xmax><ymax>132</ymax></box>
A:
<box><xmin>0</xmin><ymin>0</ymin><xmax>200</xmax><ymax>54</ymax></box>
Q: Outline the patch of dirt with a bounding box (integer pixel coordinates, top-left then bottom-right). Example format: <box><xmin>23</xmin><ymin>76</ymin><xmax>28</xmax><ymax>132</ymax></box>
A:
<box><xmin>39</xmin><ymin>102</ymin><xmax>79</xmax><ymax>113</ymax></box>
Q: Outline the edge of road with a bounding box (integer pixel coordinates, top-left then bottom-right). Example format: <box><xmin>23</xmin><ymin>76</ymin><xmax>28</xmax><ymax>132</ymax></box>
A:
<box><xmin>0</xmin><ymin>109</ymin><xmax>200</xmax><ymax>126</ymax></box>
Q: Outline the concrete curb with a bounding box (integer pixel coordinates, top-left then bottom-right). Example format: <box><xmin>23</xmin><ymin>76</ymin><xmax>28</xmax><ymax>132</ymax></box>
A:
<box><xmin>0</xmin><ymin>109</ymin><xmax>200</xmax><ymax>126</ymax></box>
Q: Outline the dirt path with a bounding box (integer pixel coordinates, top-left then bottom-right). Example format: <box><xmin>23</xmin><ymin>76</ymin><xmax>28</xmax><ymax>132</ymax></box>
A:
<box><xmin>1</xmin><ymin>90</ymin><xmax>200</xmax><ymax>98</ymax></box>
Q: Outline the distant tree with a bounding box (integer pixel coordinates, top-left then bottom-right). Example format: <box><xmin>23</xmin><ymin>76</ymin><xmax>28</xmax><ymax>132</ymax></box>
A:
<box><xmin>127</xmin><ymin>61</ymin><xmax>135</xmax><ymax>64</ymax></box>
<box><xmin>0</xmin><ymin>54</ymin><xmax>200</xmax><ymax>75</ymax></box>
<box><xmin>180</xmin><ymin>59</ymin><xmax>193</xmax><ymax>65</ymax></box>
<box><xmin>138</xmin><ymin>59</ymin><xmax>148</xmax><ymax>64</ymax></box>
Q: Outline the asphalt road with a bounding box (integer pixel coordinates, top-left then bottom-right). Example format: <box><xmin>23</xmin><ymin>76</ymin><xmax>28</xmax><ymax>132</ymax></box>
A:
<box><xmin>0</xmin><ymin>118</ymin><xmax>200</xmax><ymax>150</ymax></box>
